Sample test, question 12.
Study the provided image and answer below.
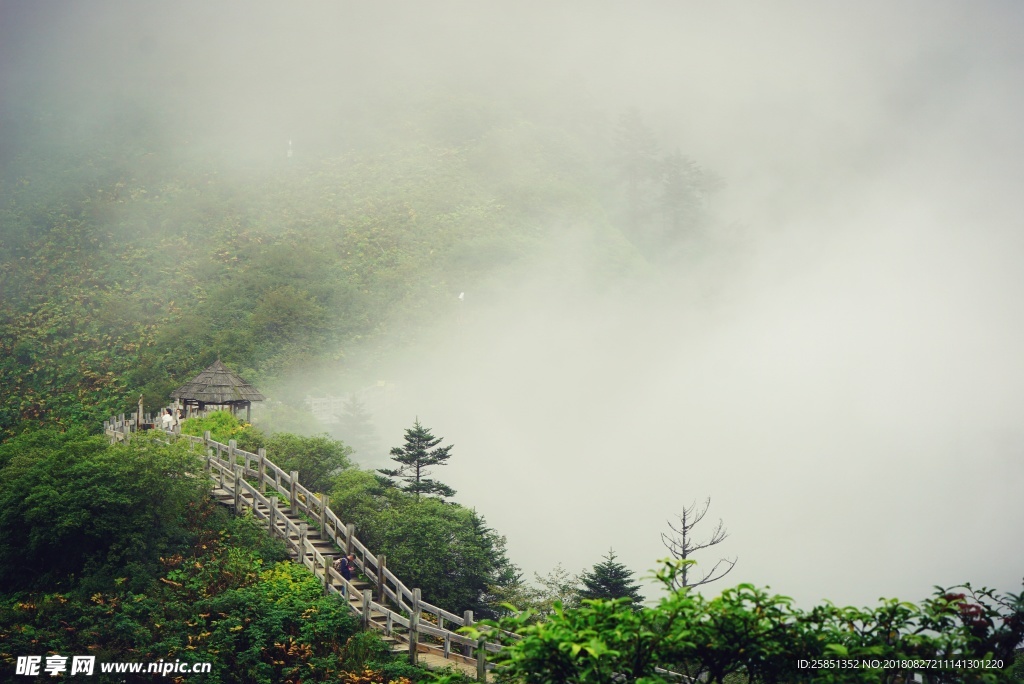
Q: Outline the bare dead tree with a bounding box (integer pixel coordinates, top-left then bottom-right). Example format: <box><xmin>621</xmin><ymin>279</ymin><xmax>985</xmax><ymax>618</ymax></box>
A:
<box><xmin>661</xmin><ymin>497</ymin><xmax>737</xmax><ymax>589</ymax></box>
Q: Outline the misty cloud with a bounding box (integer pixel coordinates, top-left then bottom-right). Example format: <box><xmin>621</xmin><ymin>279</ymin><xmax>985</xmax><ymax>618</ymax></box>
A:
<box><xmin>2</xmin><ymin>0</ymin><xmax>1022</xmax><ymax>607</ymax></box>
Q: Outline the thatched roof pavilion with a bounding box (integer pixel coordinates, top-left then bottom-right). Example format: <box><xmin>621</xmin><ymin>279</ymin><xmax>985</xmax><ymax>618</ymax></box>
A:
<box><xmin>170</xmin><ymin>360</ymin><xmax>265</xmax><ymax>421</ymax></box>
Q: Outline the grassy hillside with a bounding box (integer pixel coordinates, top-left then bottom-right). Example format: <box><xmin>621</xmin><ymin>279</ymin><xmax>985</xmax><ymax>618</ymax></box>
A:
<box><xmin>0</xmin><ymin>96</ymin><xmax>682</xmax><ymax>437</ymax></box>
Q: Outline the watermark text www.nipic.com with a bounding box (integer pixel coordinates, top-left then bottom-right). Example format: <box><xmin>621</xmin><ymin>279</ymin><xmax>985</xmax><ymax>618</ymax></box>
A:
<box><xmin>15</xmin><ymin>655</ymin><xmax>213</xmax><ymax>677</ymax></box>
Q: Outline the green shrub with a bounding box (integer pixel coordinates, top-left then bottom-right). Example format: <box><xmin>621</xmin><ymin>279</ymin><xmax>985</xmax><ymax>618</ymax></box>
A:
<box><xmin>181</xmin><ymin>410</ymin><xmax>258</xmax><ymax>445</ymax></box>
<box><xmin>0</xmin><ymin>429</ymin><xmax>208</xmax><ymax>591</ymax></box>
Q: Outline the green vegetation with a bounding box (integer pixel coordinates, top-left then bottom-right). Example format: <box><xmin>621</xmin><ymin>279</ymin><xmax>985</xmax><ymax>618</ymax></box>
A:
<box><xmin>4</xmin><ymin>426</ymin><xmax>1020</xmax><ymax>682</ymax></box>
<box><xmin>459</xmin><ymin>560</ymin><xmax>1024</xmax><ymax>684</ymax></box>
<box><xmin>180</xmin><ymin>410</ymin><xmax>515</xmax><ymax>618</ymax></box>
<box><xmin>577</xmin><ymin>549</ymin><xmax>644</xmax><ymax>611</ymax></box>
<box><xmin>330</xmin><ymin>469</ymin><xmax>517</xmax><ymax>619</ymax></box>
<box><xmin>2</xmin><ymin>74</ymin><xmax>1020</xmax><ymax>683</ymax></box>
<box><xmin>0</xmin><ymin>430</ymin><xmax>207</xmax><ymax>593</ymax></box>
<box><xmin>181</xmin><ymin>410</ymin><xmax>256</xmax><ymax>444</ymax></box>
<box><xmin>0</xmin><ymin>94</ymin><xmax>695</xmax><ymax>438</ymax></box>
<box><xmin>379</xmin><ymin>419</ymin><xmax>456</xmax><ymax>500</ymax></box>
<box><xmin>0</xmin><ymin>431</ymin><xmax>449</xmax><ymax>683</ymax></box>
<box><xmin>240</xmin><ymin>431</ymin><xmax>354</xmax><ymax>495</ymax></box>
<box><xmin>182</xmin><ymin>410</ymin><xmax>353</xmax><ymax>494</ymax></box>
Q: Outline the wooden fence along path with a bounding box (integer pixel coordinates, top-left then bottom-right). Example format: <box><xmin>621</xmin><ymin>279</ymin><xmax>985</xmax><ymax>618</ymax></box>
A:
<box><xmin>104</xmin><ymin>413</ymin><xmax>498</xmax><ymax>681</ymax></box>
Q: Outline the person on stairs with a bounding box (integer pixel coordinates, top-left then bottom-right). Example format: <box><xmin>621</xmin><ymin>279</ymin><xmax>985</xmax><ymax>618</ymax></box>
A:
<box><xmin>334</xmin><ymin>554</ymin><xmax>355</xmax><ymax>581</ymax></box>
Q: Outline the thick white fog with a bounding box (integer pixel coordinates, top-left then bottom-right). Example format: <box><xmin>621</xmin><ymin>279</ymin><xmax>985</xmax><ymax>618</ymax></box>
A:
<box><xmin>357</xmin><ymin>2</ymin><xmax>1024</xmax><ymax>605</ymax></box>
<box><xmin>386</xmin><ymin>186</ymin><xmax>1024</xmax><ymax>606</ymax></box>
<box><xmin>3</xmin><ymin>1</ymin><xmax>1022</xmax><ymax>606</ymax></box>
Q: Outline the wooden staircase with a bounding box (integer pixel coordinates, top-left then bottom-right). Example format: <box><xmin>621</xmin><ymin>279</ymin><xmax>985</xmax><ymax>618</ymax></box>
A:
<box><xmin>207</xmin><ymin>464</ymin><xmax>487</xmax><ymax>679</ymax></box>
<box><xmin>105</xmin><ymin>413</ymin><xmax>694</xmax><ymax>683</ymax></box>
<box><xmin>106</xmin><ymin>415</ymin><xmax>504</xmax><ymax>680</ymax></box>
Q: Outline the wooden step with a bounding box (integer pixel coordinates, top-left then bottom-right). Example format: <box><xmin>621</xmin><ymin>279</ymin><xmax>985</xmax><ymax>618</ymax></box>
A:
<box><xmin>204</xmin><ymin>482</ymin><xmax>464</xmax><ymax>665</ymax></box>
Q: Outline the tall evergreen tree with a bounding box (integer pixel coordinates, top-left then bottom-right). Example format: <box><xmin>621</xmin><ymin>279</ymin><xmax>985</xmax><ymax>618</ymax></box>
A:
<box><xmin>378</xmin><ymin>419</ymin><xmax>456</xmax><ymax>499</ymax></box>
<box><xmin>579</xmin><ymin>549</ymin><xmax>644</xmax><ymax>610</ymax></box>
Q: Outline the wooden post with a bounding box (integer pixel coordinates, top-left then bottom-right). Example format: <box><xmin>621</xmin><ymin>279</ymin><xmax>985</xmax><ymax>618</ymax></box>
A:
<box><xmin>232</xmin><ymin>465</ymin><xmax>241</xmax><ymax>512</ymax></box>
<box><xmin>204</xmin><ymin>430</ymin><xmax>211</xmax><ymax>449</ymax></box>
<box><xmin>137</xmin><ymin>396</ymin><xmax>143</xmax><ymax>430</ymax></box>
<box><xmin>298</xmin><ymin>523</ymin><xmax>308</xmax><ymax>565</ymax></box>
<box><xmin>409</xmin><ymin>588</ymin><xmax>421</xmax><ymax>666</ymax></box>
<box><xmin>362</xmin><ymin>589</ymin><xmax>372</xmax><ymax>629</ymax></box>
<box><xmin>228</xmin><ymin>439</ymin><xmax>236</xmax><ymax>468</ymax></box>
<box><xmin>377</xmin><ymin>555</ymin><xmax>386</xmax><ymax>602</ymax></box>
<box><xmin>290</xmin><ymin>471</ymin><xmax>299</xmax><ymax>515</ymax></box>
<box><xmin>319</xmin><ymin>494</ymin><xmax>328</xmax><ymax>533</ymax></box>
<box><xmin>463</xmin><ymin>611</ymin><xmax>474</xmax><ymax>657</ymax></box>
<box><xmin>476</xmin><ymin>640</ymin><xmax>487</xmax><ymax>681</ymax></box>
<box><xmin>257</xmin><ymin>448</ymin><xmax>267</xmax><ymax>494</ymax></box>
<box><xmin>345</xmin><ymin>523</ymin><xmax>355</xmax><ymax>555</ymax></box>
<box><xmin>270</xmin><ymin>498</ymin><xmax>278</xmax><ymax>539</ymax></box>
<box><xmin>322</xmin><ymin>555</ymin><xmax>330</xmax><ymax>596</ymax></box>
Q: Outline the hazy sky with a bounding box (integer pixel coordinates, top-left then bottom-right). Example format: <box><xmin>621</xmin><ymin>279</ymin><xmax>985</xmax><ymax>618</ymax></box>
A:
<box><xmin>2</xmin><ymin>1</ymin><xmax>1022</xmax><ymax>607</ymax></box>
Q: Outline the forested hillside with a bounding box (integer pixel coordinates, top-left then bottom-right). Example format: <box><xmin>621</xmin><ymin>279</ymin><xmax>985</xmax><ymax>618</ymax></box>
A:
<box><xmin>0</xmin><ymin>74</ymin><xmax>731</xmax><ymax>683</ymax></box>
<box><xmin>0</xmin><ymin>92</ymin><xmax>713</xmax><ymax>438</ymax></box>
<box><xmin>3</xmin><ymin>74</ymin><xmax>1022</xmax><ymax>684</ymax></box>
<box><xmin>4</xmin><ymin>1</ymin><xmax>1024</xmax><ymax>681</ymax></box>
<box><xmin>0</xmin><ymin>429</ymin><xmax>438</xmax><ymax>683</ymax></box>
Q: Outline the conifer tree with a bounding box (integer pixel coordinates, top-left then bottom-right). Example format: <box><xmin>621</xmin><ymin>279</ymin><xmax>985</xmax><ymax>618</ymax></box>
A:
<box><xmin>378</xmin><ymin>419</ymin><xmax>456</xmax><ymax>500</ymax></box>
<box><xmin>578</xmin><ymin>549</ymin><xmax>644</xmax><ymax>610</ymax></box>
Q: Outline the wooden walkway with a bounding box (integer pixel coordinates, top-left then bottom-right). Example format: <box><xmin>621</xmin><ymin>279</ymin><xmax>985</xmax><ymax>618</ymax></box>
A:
<box><xmin>105</xmin><ymin>414</ymin><xmax>496</xmax><ymax>681</ymax></box>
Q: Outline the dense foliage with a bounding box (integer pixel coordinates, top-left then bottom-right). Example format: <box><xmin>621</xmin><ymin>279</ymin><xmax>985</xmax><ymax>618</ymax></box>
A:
<box><xmin>331</xmin><ymin>469</ymin><xmax>517</xmax><ymax>619</ymax></box>
<box><xmin>0</xmin><ymin>430</ymin><xmax>208</xmax><ymax>593</ymax></box>
<box><xmin>0</xmin><ymin>431</ymin><xmax>442</xmax><ymax>683</ymax></box>
<box><xmin>460</xmin><ymin>560</ymin><xmax>1024</xmax><ymax>684</ymax></box>
<box><xmin>577</xmin><ymin>550</ymin><xmax>644</xmax><ymax>611</ymax></box>
<box><xmin>177</xmin><ymin>410</ymin><xmax>515</xmax><ymax>617</ymax></box>
<box><xmin>180</xmin><ymin>411</ymin><xmax>354</xmax><ymax>494</ymax></box>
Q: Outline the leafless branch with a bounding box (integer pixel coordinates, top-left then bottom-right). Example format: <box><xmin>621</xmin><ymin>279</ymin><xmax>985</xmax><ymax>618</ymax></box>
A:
<box><xmin>661</xmin><ymin>497</ymin><xmax>738</xmax><ymax>589</ymax></box>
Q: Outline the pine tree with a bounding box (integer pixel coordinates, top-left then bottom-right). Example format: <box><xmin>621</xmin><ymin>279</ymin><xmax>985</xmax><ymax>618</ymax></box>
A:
<box><xmin>578</xmin><ymin>549</ymin><xmax>644</xmax><ymax>610</ymax></box>
<box><xmin>378</xmin><ymin>419</ymin><xmax>456</xmax><ymax>500</ymax></box>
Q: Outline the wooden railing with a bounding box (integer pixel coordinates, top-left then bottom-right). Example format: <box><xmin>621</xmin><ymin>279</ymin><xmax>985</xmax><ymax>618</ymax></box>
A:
<box><xmin>104</xmin><ymin>412</ymin><xmax>501</xmax><ymax>680</ymax></box>
<box><xmin>105</xmin><ymin>411</ymin><xmax>688</xmax><ymax>683</ymax></box>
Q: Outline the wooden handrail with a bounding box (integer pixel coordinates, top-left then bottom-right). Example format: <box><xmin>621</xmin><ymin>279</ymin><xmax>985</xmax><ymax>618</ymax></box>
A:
<box><xmin>104</xmin><ymin>416</ymin><xmax>499</xmax><ymax>679</ymax></box>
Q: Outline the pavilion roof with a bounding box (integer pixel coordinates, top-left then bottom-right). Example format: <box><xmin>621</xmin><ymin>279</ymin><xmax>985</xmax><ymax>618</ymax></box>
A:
<box><xmin>170</xmin><ymin>360</ymin><xmax>266</xmax><ymax>405</ymax></box>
